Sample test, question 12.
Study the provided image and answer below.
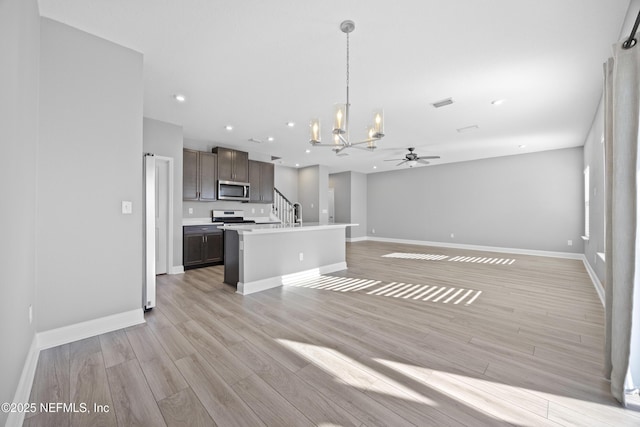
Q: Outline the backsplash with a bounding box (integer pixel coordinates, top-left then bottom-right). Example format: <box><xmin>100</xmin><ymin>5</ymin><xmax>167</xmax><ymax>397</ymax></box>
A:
<box><xmin>183</xmin><ymin>200</ymin><xmax>272</xmax><ymax>219</ymax></box>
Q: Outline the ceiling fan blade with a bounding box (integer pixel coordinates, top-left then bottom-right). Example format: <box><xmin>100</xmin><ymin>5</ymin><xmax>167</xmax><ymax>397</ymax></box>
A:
<box><xmin>418</xmin><ymin>155</ymin><xmax>440</xmax><ymax>159</ymax></box>
<box><xmin>396</xmin><ymin>160</ymin><xmax>408</xmax><ymax>166</ymax></box>
<box><xmin>384</xmin><ymin>158</ymin><xmax>403</xmax><ymax>161</ymax></box>
<box><xmin>417</xmin><ymin>160</ymin><xmax>430</xmax><ymax>165</ymax></box>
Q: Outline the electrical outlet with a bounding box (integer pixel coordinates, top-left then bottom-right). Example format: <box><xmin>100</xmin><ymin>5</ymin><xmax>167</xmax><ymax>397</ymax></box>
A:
<box><xmin>251</xmin><ymin>208</ymin><xmax>255</xmax><ymax>214</ymax></box>
<box><xmin>188</xmin><ymin>208</ymin><xmax>193</xmax><ymax>215</ymax></box>
<box><xmin>568</xmin><ymin>240</ymin><xmax>573</xmax><ymax>246</ymax></box>
<box><xmin>371</xmin><ymin>228</ymin><xmax>376</xmax><ymax>234</ymax></box>
<box><xmin>450</xmin><ymin>233</ymin><xmax>455</xmax><ymax>238</ymax></box>
<box><xmin>299</xmin><ymin>252</ymin><xmax>304</xmax><ymax>261</ymax></box>
<box><xmin>261</xmin><ymin>208</ymin><xmax>264</xmax><ymax>214</ymax></box>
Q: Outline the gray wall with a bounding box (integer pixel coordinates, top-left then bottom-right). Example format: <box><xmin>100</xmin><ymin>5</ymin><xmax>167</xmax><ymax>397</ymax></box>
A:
<box><xmin>275</xmin><ymin>165</ymin><xmax>299</xmax><ymax>202</ymax></box>
<box><xmin>37</xmin><ymin>18</ymin><xmax>144</xmax><ymax>330</ymax></box>
<box><xmin>583</xmin><ymin>97</ymin><xmax>606</xmax><ymax>282</ymax></box>
<box><xmin>298</xmin><ymin>165</ymin><xmax>330</xmax><ymax>223</ymax></box>
<box><xmin>330</xmin><ymin>172</ymin><xmax>351</xmax><ymax>225</ymax></box>
<box><xmin>0</xmin><ymin>0</ymin><xmax>39</xmax><ymax>421</ymax></box>
<box><xmin>143</xmin><ymin>117</ymin><xmax>184</xmax><ymax>267</ymax></box>
<box><xmin>368</xmin><ymin>147</ymin><xmax>584</xmax><ymax>253</ymax></box>
<box><xmin>351</xmin><ymin>172</ymin><xmax>368</xmax><ymax>239</ymax></box>
<box><xmin>298</xmin><ymin>166</ymin><xmax>321</xmax><ymax>222</ymax></box>
<box><xmin>329</xmin><ymin>171</ymin><xmax>367</xmax><ymax>239</ymax></box>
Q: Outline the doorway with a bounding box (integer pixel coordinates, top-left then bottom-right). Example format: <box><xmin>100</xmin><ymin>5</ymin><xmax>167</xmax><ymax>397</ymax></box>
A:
<box><xmin>155</xmin><ymin>158</ymin><xmax>170</xmax><ymax>274</ymax></box>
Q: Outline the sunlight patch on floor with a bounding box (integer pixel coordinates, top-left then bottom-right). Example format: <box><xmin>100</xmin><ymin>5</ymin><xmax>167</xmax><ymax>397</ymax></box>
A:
<box><xmin>382</xmin><ymin>252</ymin><xmax>516</xmax><ymax>265</ymax></box>
<box><xmin>284</xmin><ymin>276</ymin><xmax>482</xmax><ymax>306</ymax></box>
<box><xmin>277</xmin><ymin>339</ymin><xmax>438</xmax><ymax>405</ymax></box>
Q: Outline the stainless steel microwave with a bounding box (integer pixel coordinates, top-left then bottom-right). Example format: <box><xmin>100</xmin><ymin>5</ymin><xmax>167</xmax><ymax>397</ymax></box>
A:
<box><xmin>218</xmin><ymin>180</ymin><xmax>250</xmax><ymax>201</ymax></box>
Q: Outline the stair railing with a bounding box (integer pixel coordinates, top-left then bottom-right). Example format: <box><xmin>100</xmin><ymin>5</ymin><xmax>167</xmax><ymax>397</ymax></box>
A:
<box><xmin>273</xmin><ymin>188</ymin><xmax>299</xmax><ymax>225</ymax></box>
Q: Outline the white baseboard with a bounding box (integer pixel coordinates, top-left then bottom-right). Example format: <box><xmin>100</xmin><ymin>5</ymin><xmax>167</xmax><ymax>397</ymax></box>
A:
<box><xmin>5</xmin><ymin>336</ymin><xmax>40</xmax><ymax>427</ymax></box>
<box><xmin>6</xmin><ymin>309</ymin><xmax>145</xmax><ymax>426</ymax></box>
<box><xmin>346</xmin><ymin>236</ymin><xmax>368</xmax><ymax>243</ymax></box>
<box><xmin>582</xmin><ymin>255</ymin><xmax>605</xmax><ymax>307</ymax></box>
<box><xmin>237</xmin><ymin>262</ymin><xmax>348</xmax><ymax>295</ymax></box>
<box><xmin>169</xmin><ymin>265</ymin><xmax>184</xmax><ymax>274</ymax></box>
<box><xmin>37</xmin><ymin>308</ymin><xmax>145</xmax><ymax>350</ymax></box>
<box><xmin>365</xmin><ymin>236</ymin><xmax>583</xmax><ymax>260</ymax></box>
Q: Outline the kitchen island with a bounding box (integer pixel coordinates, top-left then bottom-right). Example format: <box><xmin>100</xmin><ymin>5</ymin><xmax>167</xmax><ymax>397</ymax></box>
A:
<box><xmin>219</xmin><ymin>222</ymin><xmax>356</xmax><ymax>295</ymax></box>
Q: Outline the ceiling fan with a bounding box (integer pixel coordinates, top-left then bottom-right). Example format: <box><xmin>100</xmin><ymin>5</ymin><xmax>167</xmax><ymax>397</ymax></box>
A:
<box><xmin>384</xmin><ymin>147</ymin><xmax>440</xmax><ymax>167</ymax></box>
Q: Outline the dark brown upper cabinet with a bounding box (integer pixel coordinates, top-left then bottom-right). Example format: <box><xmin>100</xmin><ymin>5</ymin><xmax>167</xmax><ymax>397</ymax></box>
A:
<box><xmin>248</xmin><ymin>160</ymin><xmax>275</xmax><ymax>203</ymax></box>
<box><xmin>183</xmin><ymin>149</ymin><xmax>217</xmax><ymax>201</ymax></box>
<box><xmin>212</xmin><ymin>147</ymin><xmax>249</xmax><ymax>182</ymax></box>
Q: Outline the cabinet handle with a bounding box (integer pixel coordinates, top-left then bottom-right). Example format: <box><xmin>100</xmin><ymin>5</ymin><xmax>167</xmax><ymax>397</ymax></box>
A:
<box><xmin>202</xmin><ymin>236</ymin><xmax>205</xmax><ymax>243</ymax></box>
<box><xmin>205</xmin><ymin>235</ymin><xmax>208</xmax><ymax>242</ymax></box>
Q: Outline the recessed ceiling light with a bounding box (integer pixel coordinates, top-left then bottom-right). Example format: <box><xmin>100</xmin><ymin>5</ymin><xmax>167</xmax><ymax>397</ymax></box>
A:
<box><xmin>305</xmin><ymin>149</ymin><xmax>311</xmax><ymax>153</ymax></box>
<box><xmin>173</xmin><ymin>94</ymin><xmax>186</xmax><ymax>102</ymax></box>
<box><xmin>457</xmin><ymin>125</ymin><xmax>479</xmax><ymax>133</ymax></box>
<box><xmin>267</xmin><ymin>137</ymin><xmax>275</xmax><ymax>142</ymax></box>
<box><xmin>286</xmin><ymin>122</ymin><xmax>295</xmax><ymax>127</ymax></box>
<box><xmin>519</xmin><ymin>144</ymin><xmax>526</xmax><ymax>148</ymax></box>
<box><xmin>373</xmin><ymin>165</ymin><xmax>377</xmax><ymax>169</ymax></box>
<box><xmin>295</xmin><ymin>163</ymin><xmax>300</xmax><ymax>167</ymax></box>
<box><xmin>225</xmin><ymin>125</ymin><xmax>233</xmax><ymax>131</ymax></box>
<box><xmin>491</xmin><ymin>99</ymin><xmax>506</xmax><ymax>106</ymax></box>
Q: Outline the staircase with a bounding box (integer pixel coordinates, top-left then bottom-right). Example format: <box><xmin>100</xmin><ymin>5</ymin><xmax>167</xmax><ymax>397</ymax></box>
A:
<box><xmin>273</xmin><ymin>188</ymin><xmax>301</xmax><ymax>225</ymax></box>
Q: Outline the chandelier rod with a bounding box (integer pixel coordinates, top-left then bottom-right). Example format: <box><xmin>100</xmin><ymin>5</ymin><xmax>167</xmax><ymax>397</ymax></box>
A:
<box><xmin>345</xmin><ymin>28</ymin><xmax>350</xmax><ymax>143</ymax></box>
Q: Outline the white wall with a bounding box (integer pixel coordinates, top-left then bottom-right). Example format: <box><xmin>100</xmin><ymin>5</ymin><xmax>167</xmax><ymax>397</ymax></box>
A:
<box><xmin>143</xmin><ymin>117</ymin><xmax>184</xmax><ymax>267</ymax></box>
<box><xmin>368</xmin><ymin>147</ymin><xmax>584</xmax><ymax>253</ymax></box>
<box><xmin>0</xmin><ymin>0</ymin><xmax>39</xmax><ymax>422</ymax></box>
<box><xmin>37</xmin><ymin>18</ymin><xmax>144</xmax><ymax>330</ymax></box>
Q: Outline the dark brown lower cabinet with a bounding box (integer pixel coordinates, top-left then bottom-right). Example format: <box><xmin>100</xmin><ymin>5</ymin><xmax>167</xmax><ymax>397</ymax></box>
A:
<box><xmin>183</xmin><ymin>225</ymin><xmax>223</xmax><ymax>269</ymax></box>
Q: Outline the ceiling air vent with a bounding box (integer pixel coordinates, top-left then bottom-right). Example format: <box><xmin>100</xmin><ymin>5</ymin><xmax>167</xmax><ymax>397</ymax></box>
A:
<box><xmin>337</xmin><ymin>153</ymin><xmax>349</xmax><ymax>157</ymax></box>
<box><xmin>457</xmin><ymin>125</ymin><xmax>479</xmax><ymax>133</ymax></box>
<box><xmin>432</xmin><ymin>98</ymin><xmax>454</xmax><ymax>108</ymax></box>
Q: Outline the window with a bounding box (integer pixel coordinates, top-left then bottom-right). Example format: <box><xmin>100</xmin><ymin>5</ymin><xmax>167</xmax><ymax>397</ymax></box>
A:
<box><xmin>584</xmin><ymin>166</ymin><xmax>590</xmax><ymax>238</ymax></box>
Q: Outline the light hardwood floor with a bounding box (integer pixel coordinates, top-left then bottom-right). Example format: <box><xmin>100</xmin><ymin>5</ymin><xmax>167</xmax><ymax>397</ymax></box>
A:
<box><xmin>24</xmin><ymin>241</ymin><xmax>640</xmax><ymax>426</ymax></box>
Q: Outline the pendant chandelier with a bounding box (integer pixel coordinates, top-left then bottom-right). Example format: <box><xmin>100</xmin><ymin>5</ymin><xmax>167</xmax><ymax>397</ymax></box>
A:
<box><xmin>309</xmin><ymin>20</ymin><xmax>385</xmax><ymax>153</ymax></box>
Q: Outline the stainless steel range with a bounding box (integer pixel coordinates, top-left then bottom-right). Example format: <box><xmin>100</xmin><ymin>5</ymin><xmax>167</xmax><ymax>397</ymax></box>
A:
<box><xmin>212</xmin><ymin>210</ymin><xmax>255</xmax><ymax>224</ymax></box>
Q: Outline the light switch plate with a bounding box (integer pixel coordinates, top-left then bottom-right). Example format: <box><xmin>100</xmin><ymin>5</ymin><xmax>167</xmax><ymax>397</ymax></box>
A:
<box><xmin>122</xmin><ymin>201</ymin><xmax>133</xmax><ymax>214</ymax></box>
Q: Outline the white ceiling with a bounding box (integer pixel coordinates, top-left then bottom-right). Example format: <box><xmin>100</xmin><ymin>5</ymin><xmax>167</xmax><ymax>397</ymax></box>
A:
<box><xmin>38</xmin><ymin>0</ymin><xmax>630</xmax><ymax>174</ymax></box>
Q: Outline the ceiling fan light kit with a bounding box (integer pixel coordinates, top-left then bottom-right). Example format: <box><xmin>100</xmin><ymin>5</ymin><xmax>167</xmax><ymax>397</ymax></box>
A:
<box><xmin>309</xmin><ymin>20</ymin><xmax>385</xmax><ymax>153</ymax></box>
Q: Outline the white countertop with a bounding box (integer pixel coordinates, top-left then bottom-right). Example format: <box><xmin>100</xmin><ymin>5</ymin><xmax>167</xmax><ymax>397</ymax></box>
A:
<box><xmin>182</xmin><ymin>218</ymin><xmax>219</xmax><ymax>226</ymax></box>
<box><xmin>218</xmin><ymin>222</ymin><xmax>357</xmax><ymax>235</ymax></box>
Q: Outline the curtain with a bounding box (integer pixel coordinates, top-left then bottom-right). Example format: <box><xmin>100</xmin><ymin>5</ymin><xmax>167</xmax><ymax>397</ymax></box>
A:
<box><xmin>604</xmin><ymin>40</ymin><xmax>640</xmax><ymax>406</ymax></box>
